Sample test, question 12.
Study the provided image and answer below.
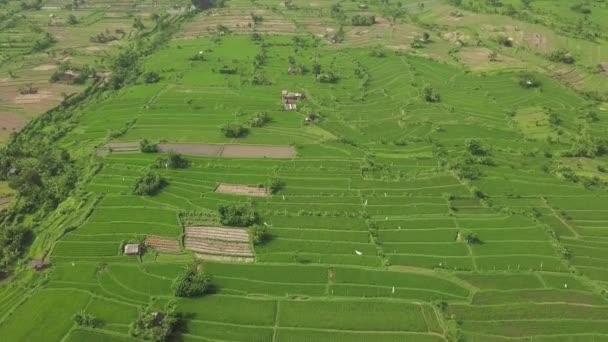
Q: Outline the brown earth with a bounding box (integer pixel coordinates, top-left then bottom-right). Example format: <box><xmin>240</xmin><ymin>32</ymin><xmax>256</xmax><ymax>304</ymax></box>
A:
<box><xmin>0</xmin><ymin>113</ymin><xmax>26</xmax><ymax>134</ymax></box>
<box><xmin>184</xmin><ymin>226</ymin><xmax>254</xmax><ymax>263</ymax></box>
<box><xmin>221</xmin><ymin>144</ymin><xmax>295</xmax><ymax>159</ymax></box>
<box><xmin>145</xmin><ymin>235</ymin><xmax>181</xmax><ymax>253</ymax></box>
<box><xmin>157</xmin><ymin>143</ymin><xmax>223</xmax><ymax>156</ymax></box>
<box><xmin>215</xmin><ymin>183</ymin><xmax>268</xmax><ymax>197</ymax></box>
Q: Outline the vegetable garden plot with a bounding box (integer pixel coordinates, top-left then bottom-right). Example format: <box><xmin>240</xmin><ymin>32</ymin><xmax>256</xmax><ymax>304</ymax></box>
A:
<box><xmin>215</xmin><ymin>183</ymin><xmax>269</xmax><ymax>197</ymax></box>
<box><xmin>185</xmin><ymin>226</ymin><xmax>254</xmax><ymax>262</ymax></box>
<box><xmin>156</xmin><ymin>143</ymin><xmax>296</xmax><ymax>159</ymax></box>
<box><xmin>145</xmin><ymin>235</ymin><xmax>181</xmax><ymax>253</ymax></box>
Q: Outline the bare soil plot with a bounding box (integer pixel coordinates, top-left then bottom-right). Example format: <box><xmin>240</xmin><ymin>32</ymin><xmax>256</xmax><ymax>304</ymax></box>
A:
<box><xmin>157</xmin><ymin>143</ymin><xmax>223</xmax><ymax>156</ymax></box>
<box><xmin>184</xmin><ymin>226</ymin><xmax>254</xmax><ymax>263</ymax></box>
<box><xmin>215</xmin><ymin>183</ymin><xmax>268</xmax><ymax>197</ymax></box>
<box><xmin>0</xmin><ymin>113</ymin><xmax>26</xmax><ymax>138</ymax></box>
<box><xmin>221</xmin><ymin>145</ymin><xmax>295</xmax><ymax>159</ymax></box>
<box><xmin>0</xmin><ymin>196</ymin><xmax>12</xmax><ymax>210</ymax></box>
<box><xmin>145</xmin><ymin>235</ymin><xmax>181</xmax><ymax>253</ymax></box>
<box><xmin>158</xmin><ymin>143</ymin><xmax>295</xmax><ymax>159</ymax></box>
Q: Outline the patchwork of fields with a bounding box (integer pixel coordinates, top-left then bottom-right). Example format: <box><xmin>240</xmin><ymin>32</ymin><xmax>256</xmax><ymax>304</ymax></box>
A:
<box><xmin>2</xmin><ymin>0</ymin><xmax>608</xmax><ymax>341</ymax></box>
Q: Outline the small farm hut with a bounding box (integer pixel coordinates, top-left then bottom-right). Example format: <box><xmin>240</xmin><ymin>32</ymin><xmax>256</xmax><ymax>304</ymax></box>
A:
<box><xmin>123</xmin><ymin>243</ymin><xmax>141</xmax><ymax>255</ymax></box>
<box><xmin>30</xmin><ymin>259</ymin><xmax>49</xmax><ymax>271</ymax></box>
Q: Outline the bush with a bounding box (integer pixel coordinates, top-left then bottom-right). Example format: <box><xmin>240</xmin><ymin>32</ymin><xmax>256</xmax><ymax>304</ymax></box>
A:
<box><xmin>351</xmin><ymin>14</ymin><xmax>375</xmax><ymax>26</ymax></box>
<box><xmin>465</xmin><ymin>232</ymin><xmax>482</xmax><ymax>245</ymax></box>
<box><xmin>316</xmin><ymin>72</ymin><xmax>338</xmax><ymax>83</ymax></box>
<box><xmin>465</xmin><ymin>139</ymin><xmax>490</xmax><ymax>156</ymax></box>
<box><xmin>221</xmin><ymin>124</ymin><xmax>248</xmax><ymax>138</ymax></box>
<box><xmin>548</xmin><ymin>49</ymin><xmax>575</xmax><ymax>64</ymax></box>
<box><xmin>157</xmin><ymin>151</ymin><xmax>188</xmax><ymax>169</ymax></box>
<box><xmin>268</xmin><ymin>178</ymin><xmax>285</xmax><ymax>194</ymax></box>
<box><xmin>249</xmin><ymin>112</ymin><xmax>270</xmax><ymax>127</ymax></box>
<box><xmin>67</xmin><ymin>14</ymin><xmax>78</xmax><ymax>25</ymax></box>
<box><xmin>143</xmin><ymin>71</ymin><xmax>161</xmax><ymax>84</ymax></box>
<box><xmin>133</xmin><ymin>170</ymin><xmax>167</xmax><ymax>196</ymax></box>
<box><xmin>73</xmin><ymin>310</ymin><xmax>102</xmax><ymax>327</ymax></box>
<box><xmin>140</xmin><ymin>139</ymin><xmax>158</xmax><ymax>153</ymax></box>
<box><xmin>250</xmin><ymin>224</ymin><xmax>269</xmax><ymax>245</ymax></box>
<box><xmin>218</xmin><ymin>203</ymin><xmax>259</xmax><ymax>226</ymax></box>
<box><xmin>173</xmin><ymin>266</ymin><xmax>211</xmax><ymax>297</ymax></box>
<box><xmin>519</xmin><ymin>74</ymin><xmax>541</xmax><ymax>88</ymax></box>
<box><xmin>423</xmin><ymin>86</ymin><xmax>440</xmax><ymax>103</ymax></box>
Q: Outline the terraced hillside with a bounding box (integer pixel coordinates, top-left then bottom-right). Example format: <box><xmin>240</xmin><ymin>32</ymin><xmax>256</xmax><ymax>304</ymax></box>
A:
<box><xmin>1</xmin><ymin>0</ymin><xmax>608</xmax><ymax>341</ymax></box>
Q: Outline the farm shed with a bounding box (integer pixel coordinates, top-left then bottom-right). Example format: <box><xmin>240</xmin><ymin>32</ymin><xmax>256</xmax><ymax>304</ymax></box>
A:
<box><xmin>123</xmin><ymin>243</ymin><xmax>141</xmax><ymax>255</ymax></box>
<box><xmin>30</xmin><ymin>259</ymin><xmax>49</xmax><ymax>271</ymax></box>
<box><xmin>281</xmin><ymin>90</ymin><xmax>304</xmax><ymax>100</ymax></box>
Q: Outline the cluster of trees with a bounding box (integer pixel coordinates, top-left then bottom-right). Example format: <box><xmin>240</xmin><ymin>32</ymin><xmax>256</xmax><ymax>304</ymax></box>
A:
<box><xmin>519</xmin><ymin>74</ymin><xmax>541</xmax><ymax>88</ymax></box>
<box><xmin>90</xmin><ymin>29</ymin><xmax>125</xmax><ymax>44</ymax></box>
<box><xmin>173</xmin><ymin>265</ymin><xmax>211</xmax><ymax>297</ymax></box>
<box><xmin>268</xmin><ymin>178</ymin><xmax>285</xmax><ymax>194</ymax></box>
<box><xmin>129</xmin><ymin>302</ymin><xmax>180</xmax><ymax>342</ymax></box>
<box><xmin>250</xmin><ymin>224</ymin><xmax>269</xmax><ymax>245</ymax></box>
<box><xmin>133</xmin><ymin>170</ymin><xmax>167</xmax><ymax>196</ymax></box>
<box><xmin>218</xmin><ymin>203</ymin><xmax>259</xmax><ymax>226</ymax></box>
<box><xmin>0</xmin><ymin>227</ymin><xmax>32</xmax><ymax>268</ymax></box>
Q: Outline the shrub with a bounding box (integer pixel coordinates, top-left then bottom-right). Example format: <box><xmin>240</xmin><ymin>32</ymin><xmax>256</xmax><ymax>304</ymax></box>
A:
<box><xmin>133</xmin><ymin>171</ymin><xmax>167</xmax><ymax>196</ymax></box>
<box><xmin>140</xmin><ymin>139</ymin><xmax>158</xmax><ymax>153</ymax></box>
<box><xmin>67</xmin><ymin>14</ymin><xmax>78</xmax><ymax>25</ymax></box>
<box><xmin>316</xmin><ymin>72</ymin><xmax>338</xmax><ymax>83</ymax></box>
<box><xmin>268</xmin><ymin>178</ymin><xmax>285</xmax><ymax>194</ymax></box>
<box><xmin>423</xmin><ymin>86</ymin><xmax>440</xmax><ymax>103</ymax></box>
<box><xmin>465</xmin><ymin>139</ymin><xmax>490</xmax><ymax>156</ymax></box>
<box><xmin>221</xmin><ymin>124</ymin><xmax>248</xmax><ymax>138</ymax></box>
<box><xmin>351</xmin><ymin>14</ymin><xmax>375</xmax><ymax>26</ymax></box>
<box><xmin>548</xmin><ymin>49</ymin><xmax>575</xmax><ymax>64</ymax></box>
<box><xmin>173</xmin><ymin>266</ymin><xmax>211</xmax><ymax>297</ymax></box>
<box><xmin>465</xmin><ymin>232</ymin><xmax>482</xmax><ymax>245</ymax></box>
<box><xmin>249</xmin><ymin>112</ymin><xmax>271</xmax><ymax>127</ymax></box>
<box><xmin>157</xmin><ymin>151</ymin><xmax>188</xmax><ymax>169</ymax></box>
<box><xmin>250</xmin><ymin>224</ymin><xmax>269</xmax><ymax>245</ymax></box>
<box><xmin>218</xmin><ymin>203</ymin><xmax>259</xmax><ymax>226</ymax></box>
<box><xmin>519</xmin><ymin>74</ymin><xmax>541</xmax><ymax>88</ymax></box>
<box><xmin>143</xmin><ymin>71</ymin><xmax>161</xmax><ymax>84</ymax></box>
<box><xmin>73</xmin><ymin>310</ymin><xmax>102</xmax><ymax>327</ymax></box>
<box><xmin>0</xmin><ymin>226</ymin><xmax>32</xmax><ymax>268</ymax></box>
<box><xmin>496</xmin><ymin>35</ymin><xmax>513</xmax><ymax>47</ymax></box>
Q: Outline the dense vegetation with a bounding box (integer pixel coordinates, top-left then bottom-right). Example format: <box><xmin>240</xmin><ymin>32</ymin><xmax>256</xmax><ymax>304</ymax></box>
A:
<box><xmin>2</xmin><ymin>0</ymin><xmax>608</xmax><ymax>341</ymax></box>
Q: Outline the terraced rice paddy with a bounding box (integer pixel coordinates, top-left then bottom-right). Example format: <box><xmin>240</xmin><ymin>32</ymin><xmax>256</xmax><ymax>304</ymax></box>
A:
<box><xmin>2</xmin><ymin>0</ymin><xmax>608</xmax><ymax>341</ymax></box>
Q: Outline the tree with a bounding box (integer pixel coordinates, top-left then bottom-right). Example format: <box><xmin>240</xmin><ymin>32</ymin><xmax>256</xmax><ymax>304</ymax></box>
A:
<box><xmin>249</xmin><ymin>112</ymin><xmax>270</xmax><ymax>127</ymax></box>
<box><xmin>0</xmin><ymin>227</ymin><xmax>32</xmax><ymax>267</ymax></box>
<box><xmin>548</xmin><ymin>49</ymin><xmax>575</xmax><ymax>64</ymax></box>
<box><xmin>173</xmin><ymin>266</ymin><xmax>211</xmax><ymax>297</ymax></box>
<box><xmin>267</xmin><ymin>178</ymin><xmax>284</xmax><ymax>194</ymax></box>
<box><xmin>351</xmin><ymin>15</ymin><xmax>375</xmax><ymax>26</ymax></box>
<box><xmin>250</xmin><ymin>224</ymin><xmax>269</xmax><ymax>245</ymax></box>
<box><xmin>221</xmin><ymin>124</ymin><xmax>248</xmax><ymax>138</ymax></box>
<box><xmin>465</xmin><ymin>232</ymin><xmax>482</xmax><ymax>245</ymax></box>
<box><xmin>133</xmin><ymin>17</ymin><xmax>145</xmax><ymax>30</ymax></box>
<box><xmin>521</xmin><ymin>0</ymin><xmax>532</xmax><ymax>8</ymax></box>
<box><xmin>143</xmin><ymin>71</ymin><xmax>161</xmax><ymax>84</ymax></box>
<box><xmin>139</xmin><ymin>139</ymin><xmax>158</xmax><ymax>153</ymax></box>
<box><xmin>423</xmin><ymin>85</ymin><xmax>440</xmax><ymax>103</ymax></box>
<box><xmin>218</xmin><ymin>203</ymin><xmax>259</xmax><ymax>226</ymax></box>
<box><xmin>67</xmin><ymin>14</ymin><xmax>78</xmax><ymax>25</ymax></box>
<box><xmin>157</xmin><ymin>151</ymin><xmax>188</xmax><ymax>169</ymax></box>
<box><xmin>133</xmin><ymin>170</ymin><xmax>167</xmax><ymax>196</ymax></box>
<box><xmin>465</xmin><ymin>139</ymin><xmax>490</xmax><ymax>156</ymax></box>
<box><xmin>129</xmin><ymin>301</ymin><xmax>179</xmax><ymax>342</ymax></box>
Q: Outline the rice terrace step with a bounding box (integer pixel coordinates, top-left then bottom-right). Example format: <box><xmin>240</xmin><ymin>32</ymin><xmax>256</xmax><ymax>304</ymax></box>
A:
<box><xmin>97</xmin><ymin>142</ymin><xmax>296</xmax><ymax>159</ymax></box>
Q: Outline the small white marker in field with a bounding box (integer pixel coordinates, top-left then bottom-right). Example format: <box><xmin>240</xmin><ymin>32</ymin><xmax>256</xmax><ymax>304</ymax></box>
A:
<box><xmin>364</xmin><ymin>199</ymin><xmax>368</xmax><ymax>206</ymax></box>
<box><xmin>282</xmin><ymin>195</ymin><xmax>285</xmax><ymax>200</ymax></box>
<box><xmin>392</xmin><ymin>286</ymin><xmax>395</xmax><ymax>294</ymax></box>
<box><xmin>263</xmin><ymin>222</ymin><xmax>271</xmax><ymax>227</ymax></box>
<box><xmin>564</xmin><ymin>283</ymin><xmax>568</xmax><ymax>289</ymax></box>
<box><xmin>384</xmin><ymin>193</ymin><xmax>387</xmax><ymax>197</ymax></box>
<box><xmin>385</xmin><ymin>217</ymin><xmax>388</xmax><ymax>220</ymax></box>
<box><xmin>71</xmin><ymin>262</ymin><xmax>75</xmax><ymax>266</ymax></box>
<box><xmin>355</xmin><ymin>250</ymin><xmax>363</xmax><ymax>256</ymax></box>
